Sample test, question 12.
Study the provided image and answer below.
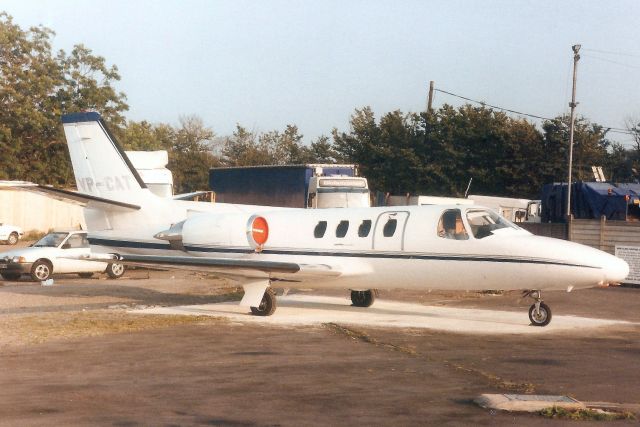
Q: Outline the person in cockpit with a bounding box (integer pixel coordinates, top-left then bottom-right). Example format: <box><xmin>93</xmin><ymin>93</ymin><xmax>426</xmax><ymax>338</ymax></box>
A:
<box><xmin>438</xmin><ymin>210</ymin><xmax>469</xmax><ymax>240</ymax></box>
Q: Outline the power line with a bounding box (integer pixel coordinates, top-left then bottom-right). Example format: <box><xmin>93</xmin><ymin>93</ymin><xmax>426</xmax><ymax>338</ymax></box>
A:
<box><xmin>433</xmin><ymin>87</ymin><xmax>637</xmax><ymax>136</ymax></box>
<box><xmin>582</xmin><ymin>54</ymin><xmax>640</xmax><ymax>70</ymax></box>
<box><xmin>582</xmin><ymin>48</ymin><xmax>640</xmax><ymax>59</ymax></box>
<box><xmin>433</xmin><ymin>88</ymin><xmax>551</xmax><ymax>121</ymax></box>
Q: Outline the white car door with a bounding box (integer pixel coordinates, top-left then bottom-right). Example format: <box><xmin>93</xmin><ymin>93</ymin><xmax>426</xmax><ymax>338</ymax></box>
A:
<box><xmin>56</xmin><ymin>234</ymin><xmax>103</xmax><ymax>273</ymax></box>
<box><xmin>0</xmin><ymin>224</ymin><xmax>8</xmax><ymax>240</ymax></box>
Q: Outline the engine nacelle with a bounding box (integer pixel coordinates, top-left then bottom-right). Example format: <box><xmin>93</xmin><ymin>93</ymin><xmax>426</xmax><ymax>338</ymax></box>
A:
<box><xmin>155</xmin><ymin>212</ymin><xmax>270</xmax><ymax>252</ymax></box>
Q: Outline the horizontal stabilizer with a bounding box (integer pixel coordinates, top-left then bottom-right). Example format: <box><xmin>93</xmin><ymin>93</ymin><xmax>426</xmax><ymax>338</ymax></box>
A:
<box><xmin>172</xmin><ymin>191</ymin><xmax>213</xmax><ymax>201</ymax></box>
<box><xmin>0</xmin><ymin>181</ymin><xmax>140</xmax><ymax>211</ymax></box>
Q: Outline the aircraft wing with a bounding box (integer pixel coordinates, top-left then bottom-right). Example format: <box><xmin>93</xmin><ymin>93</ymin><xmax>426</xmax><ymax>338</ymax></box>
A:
<box><xmin>84</xmin><ymin>253</ymin><xmax>342</xmax><ymax>282</ymax></box>
<box><xmin>0</xmin><ymin>181</ymin><xmax>140</xmax><ymax>211</ymax></box>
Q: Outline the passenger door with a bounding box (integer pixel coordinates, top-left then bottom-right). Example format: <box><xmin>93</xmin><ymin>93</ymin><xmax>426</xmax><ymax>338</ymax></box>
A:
<box><xmin>373</xmin><ymin>211</ymin><xmax>409</xmax><ymax>251</ymax></box>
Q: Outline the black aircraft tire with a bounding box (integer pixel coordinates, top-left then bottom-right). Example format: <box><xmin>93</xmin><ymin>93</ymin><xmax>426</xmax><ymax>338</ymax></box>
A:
<box><xmin>529</xmin><ymin>302</ymin><xmax>552</xmax><ymax>327</ymax></box>
<box><xmin>351</xmin><ymin>290</ymin><xmax>376</xmax><ymax>307</ymax></box>
<box><xmin>250</xmin><ymin>288</ymin><xmax>277</xmax><ymax>316</ymax></box>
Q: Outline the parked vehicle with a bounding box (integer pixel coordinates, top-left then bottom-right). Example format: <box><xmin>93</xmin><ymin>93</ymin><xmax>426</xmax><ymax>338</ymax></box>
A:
<box><xmin>379</xmin><ymin>194</ymin><xmax>540</xmax><ymax>223</ymax></box>
<box><xmin>467</xmin><ymin>195</ymin><xmax>541</xmax><ymax>223</ymax></box>
<box><xmin>126</xmin><ymin>150</ymin><xmax>174</xmax><ymax>198</ymax></box>
<box><xmin>383</xmin><ymin>195</ymin><xmax>474</xmax><ymax>207</ymax></box>
<box><xmin>0</xmin><ymin>223</ymin><xmax>23</xmax><ymax>245</ymax></box>
<box><xmin>0</xmin><ymin>230</ymin><xmax>125</xmax><ymax>281</ymax></box>
<box><xmin>209</xmin><ymin>164</ymin><xmax>370</xmax><ymax>209</ymax></box>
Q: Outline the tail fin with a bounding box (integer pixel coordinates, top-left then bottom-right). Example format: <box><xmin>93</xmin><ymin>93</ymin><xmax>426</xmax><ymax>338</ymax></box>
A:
<box><xmin>62</xmin><ymin>112</ymin><xmax>148</xmax><ymax>204</ymax></box>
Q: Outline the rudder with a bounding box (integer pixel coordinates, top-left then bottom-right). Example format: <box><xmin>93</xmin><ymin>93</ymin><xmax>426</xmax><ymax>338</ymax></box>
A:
<box><xmin>62</xmin><ymin>112</ymin><xmax>148</xmax><ymax>204</ymax></box>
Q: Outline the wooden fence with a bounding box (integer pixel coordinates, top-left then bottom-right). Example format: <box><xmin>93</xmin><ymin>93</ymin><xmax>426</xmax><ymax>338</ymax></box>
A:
<box><xmin>519</xmin><ymin>223</ymin><xmax>567</xmax><ymax>240</ymax></box>
<box><xmin>569</xmin><ymin>218</ymin><xmax>640</xmax><ymax>254</ymax></box>
<box><xmin>521</xmin><ymin>218</ymin><xmax>640</xmax><ymax>255</ymax></box>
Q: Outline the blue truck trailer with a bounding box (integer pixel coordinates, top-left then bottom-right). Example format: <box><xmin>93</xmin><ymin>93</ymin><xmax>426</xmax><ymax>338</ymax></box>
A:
<box><xmin>209</xmin><ymin>164</ymin><xmax>370</xmax><ymax>208</ymax></box>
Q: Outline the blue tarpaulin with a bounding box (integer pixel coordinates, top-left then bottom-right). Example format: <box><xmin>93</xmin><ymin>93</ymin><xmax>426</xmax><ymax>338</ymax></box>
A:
<box><xmin>541</xmin><ymin>182</ymin><xmax>640</xmax><ymax>222</ymax></box>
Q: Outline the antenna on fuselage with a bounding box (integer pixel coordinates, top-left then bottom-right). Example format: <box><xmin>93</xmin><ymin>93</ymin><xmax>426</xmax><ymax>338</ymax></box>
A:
<box><xmin>464</xmin><ymin>177</ymin><xmax>473</xmax><ymax>198</ymax></box>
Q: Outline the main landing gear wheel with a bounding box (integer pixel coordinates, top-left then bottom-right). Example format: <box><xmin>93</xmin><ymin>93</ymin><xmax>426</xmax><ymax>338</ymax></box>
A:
<box><xmin>524</xmin><ymin>290</ymin><xmax>552</xmax><ymax>327</ymax></box>
<box><xmin>351</xmin><ymin>289</ymin><xmax>376</xmax><ymax>307</ymax></box>
<box><xmin>251</xmin><ymin>288</ymin><xmax>277</xmax><ymax>316</ymax></box>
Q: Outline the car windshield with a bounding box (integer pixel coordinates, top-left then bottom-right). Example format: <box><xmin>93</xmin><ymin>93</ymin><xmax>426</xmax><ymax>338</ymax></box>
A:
<box><xmin>33</xmin><ymin>232</ymin><xmax>69</xmax><ymax>248</ymax></box>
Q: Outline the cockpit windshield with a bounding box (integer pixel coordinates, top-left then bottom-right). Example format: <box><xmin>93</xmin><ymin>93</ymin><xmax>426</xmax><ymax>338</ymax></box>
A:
<box><xmin>466</xmin><ymin>210</ymin><xmax>517</xmax><ymax>239</ymax></box>
<box><xmin>33</xmin><ymin>232</ymin><xmax>69</xmax><ymax>248</ymax></box>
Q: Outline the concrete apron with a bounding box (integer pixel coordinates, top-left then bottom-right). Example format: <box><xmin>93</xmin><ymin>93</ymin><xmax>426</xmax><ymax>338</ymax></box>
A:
<box><xmin>475</xmin><ymin>394</ymin><xmax>584</xmax><ymax>412</ymax></box>
<box><xmin>131</xmin><ymin>294</ymin><xmax>632</xmax><ymax>334</ymax></box>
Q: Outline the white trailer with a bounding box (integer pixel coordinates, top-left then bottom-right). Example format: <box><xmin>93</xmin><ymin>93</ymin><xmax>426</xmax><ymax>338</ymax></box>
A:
<box><xmin>125</xmin><ymin>151</ymin><xmax>173</xmax><ymax>198</ymax></box>
<box><xmin>467</xmin><ymin>195</ymin><xmax>541</xmax><ymax>223</ymax></box>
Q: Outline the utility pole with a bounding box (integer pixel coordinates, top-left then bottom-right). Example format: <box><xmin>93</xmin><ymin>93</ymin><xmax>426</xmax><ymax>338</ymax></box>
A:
<box><xmin>566</xmin><ymin>44</ymin><xmax>581</xmax><ymax>223</ymax></box>
<box><xmin>427</xmin><ymin>80</ymin><xmax>434</xmax><ymax>112</ymax></box>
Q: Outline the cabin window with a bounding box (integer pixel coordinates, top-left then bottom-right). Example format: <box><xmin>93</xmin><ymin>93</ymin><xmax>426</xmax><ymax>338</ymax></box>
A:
<box><xmin>383</xmin><ymin>219</ymin><xmax>398</xmax><ymax>237</ymax></box>
<box><xmin>358</xmin><ymin>220</ymin><xmax>372</xmax><ymax>237</ymax></box>
<box><xmin>437</xmin><ymin>209</ymin><xmax>469</xmax><ymax>240</ymax></box>
<box><xmin>314</xmin><ymin>221</ymin><xmax>327</xmax><ymax>238</ymax></box>
<box><xmin>336</xmin><ymin>220</ymin><xmax>349</xmax><ymax>238</ymax></box>
<box><xmin>466</xmin><ymin>209</ymin><xmax>513</xmax><ymax>239</ymax></box>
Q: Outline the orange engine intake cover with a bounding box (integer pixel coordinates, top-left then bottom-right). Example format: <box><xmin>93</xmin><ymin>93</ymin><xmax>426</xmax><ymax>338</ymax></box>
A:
<box><xmin>249</xmin><ymin>216</ymin><xmax>269</xmax><ymax>247</ymax></box>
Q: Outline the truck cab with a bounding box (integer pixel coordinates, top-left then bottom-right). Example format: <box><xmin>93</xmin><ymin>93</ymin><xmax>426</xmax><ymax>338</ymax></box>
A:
<box><xmin>307</xmin><ymin>175</ymin><xmax>370</xmax><ymax>208</ymax></box>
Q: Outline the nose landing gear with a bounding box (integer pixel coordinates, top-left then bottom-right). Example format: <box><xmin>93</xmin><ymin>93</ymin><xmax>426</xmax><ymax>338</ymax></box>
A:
<box><xmin>523</xmin><ymin>290</ymin><xmax>552</xmax><ymax>327</ymax></box>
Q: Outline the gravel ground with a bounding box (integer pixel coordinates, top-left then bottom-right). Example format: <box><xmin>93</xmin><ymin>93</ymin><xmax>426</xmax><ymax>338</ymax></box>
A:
<box><xmin>0</xmin><ymin>243</ymin><xmax>639</xmax><ymax>425</ymax></box>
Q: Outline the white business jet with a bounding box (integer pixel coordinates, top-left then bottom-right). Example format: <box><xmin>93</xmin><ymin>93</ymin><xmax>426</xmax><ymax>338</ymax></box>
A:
<box><xmin>1</xmin><ymin>112</ymin><xmax>629</xmax><ymax>326</ymax></box>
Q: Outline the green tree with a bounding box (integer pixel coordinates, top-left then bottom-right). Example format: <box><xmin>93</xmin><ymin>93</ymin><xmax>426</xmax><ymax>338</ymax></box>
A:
<box><xmin>170</xmin><ymin>116</ymin><xmax>218</xmax><ymax>193</ymax></box>
<box><xmin>541</xmin><ymin>116</ymin><xmax>610</xmax><ymax>184</ymax></box>
<box><xmin>119</xmin><ymin>116</ymin><xmax>219</xmax><ymax>194</ymax></box>
<box><xmin>221</xmin><ymin>125</ymin><xmax>263</xmax><ymax>166</ymax></box>
<box><xmin>308</xmin><ymin>135</ymin><xmax>339</xmax><ymax>163</ymax></box>
<box><xmin>0</xmin><ymin>12</ymin><xmax>128</xmax><ymax>186</ymax></box>
<box><xmin>222</xmin><ymin>124</ymin><xmax>315</xmax><ymax>166</ymax></box>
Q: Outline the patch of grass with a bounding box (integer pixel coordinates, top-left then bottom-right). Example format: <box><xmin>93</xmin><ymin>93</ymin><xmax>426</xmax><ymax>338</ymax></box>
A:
<box><xmin>540</xmin><ymin>406</ymin><xmax>636</xmax><ymax>421</ymax></box>
<box><xmin>480</xmin><ymin>290</ymin><xmax>504</xmax><ymax>295</ymax></box>
<box><xmin>324</xmin><ymin>322</ymin><xmax>417</xmax><ymax>355</ymax></box>
<box><xmin>23</xmin><ymin>229</ymin><xmax>48</xmax><ymax>241</ymax></box>
<box><xmin>0</xmin><ymin>311</ymin><xmax>224</xmax><ymax>347</ymax></box>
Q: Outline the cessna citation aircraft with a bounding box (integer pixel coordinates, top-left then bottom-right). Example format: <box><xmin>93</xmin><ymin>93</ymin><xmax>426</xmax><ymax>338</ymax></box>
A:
<box><xmin>0</xmin><ymin>112</ymin><xmax>629</xmax><ymax>326</ymax></box>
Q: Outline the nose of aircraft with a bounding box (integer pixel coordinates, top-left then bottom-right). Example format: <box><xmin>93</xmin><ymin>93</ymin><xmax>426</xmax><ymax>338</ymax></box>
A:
<box><xmin>603</xmin><ymin>253</ymin><xmax>630</xmax><ymax>284</ymax></box>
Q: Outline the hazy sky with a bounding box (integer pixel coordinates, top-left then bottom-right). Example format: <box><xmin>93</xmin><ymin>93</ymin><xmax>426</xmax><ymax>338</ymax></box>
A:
<box><xmin>3</xmin><ymin>1</ymin><xmax>640</xmax><ymax>145</ymax></box>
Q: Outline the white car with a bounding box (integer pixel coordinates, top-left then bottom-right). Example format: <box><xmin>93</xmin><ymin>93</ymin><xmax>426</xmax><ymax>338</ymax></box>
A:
<box><xmin>0</xmin><ymin>230</ymin><xmax>125</xmax><ymax>281</ymax></box>
<box><xmin>0</xmin><ymin>223</ymin><xmax>24</xmax><ymax>245</ymax></box>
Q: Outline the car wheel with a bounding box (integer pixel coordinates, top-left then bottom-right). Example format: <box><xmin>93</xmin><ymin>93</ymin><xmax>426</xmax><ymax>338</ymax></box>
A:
<box><xmin>105</xmin><ymin>263</ymin><xmax>125</xmax><ymax>279</ymax></box>
<box><xmin>7</xmin><ymin>232</ymin><xmax>18</xmax><ymax>245</ymax></box>
<box><xmin>31</xmin><ymin>260</ymin><xmax>52</xmax><ymax>281</ymax></box>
